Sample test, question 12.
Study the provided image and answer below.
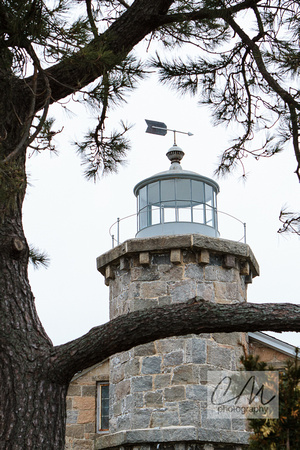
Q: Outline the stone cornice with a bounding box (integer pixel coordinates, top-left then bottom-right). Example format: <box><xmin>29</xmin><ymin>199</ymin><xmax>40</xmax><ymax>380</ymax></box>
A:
<box><xmin>96</xmin><ymin>234</ymin><xmax>259</xmax><ymax>278</ymax></box>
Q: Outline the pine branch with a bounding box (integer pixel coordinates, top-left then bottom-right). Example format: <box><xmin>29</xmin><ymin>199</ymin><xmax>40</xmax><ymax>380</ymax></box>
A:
<box><xmin>223</xmin><ymin>11</ymin><xmax>300</xmax><ymax>111</ymax></box>
<box><xmin>117</xmin><ymin>0</ymin><xmax>130</xmax><ymax>9</ymax></box>
<box><xmin>3</xmin><ymin>42</ymin><xmax>51</xmax><ymax>163</ymax></box>
<box><xmin>156</xmin><ymin>0</ymin><xmax>262</xmax><ymax>27</ymax></box>
<box><xmin>50</xmin><ymin>301</ymin><xmax>300</xmax><ymax>382</ymax></box>
<box><xmin>289</xmin><ymin>104</ymin><xmax>300</xmax><ymax>182</ymax></box>
<box><xmin>278</xmin><ymin>210</ymin><xmax>300</xmax><ymax>235</ymax></box>
<box><xmin>25</xmin><ymin>0</ymin><xmax>174</xmax><ymax>110</ymax></box>
<box><xmin>85</xmin><ymin>0</ymin><xmax>98</xmax><ymax>38</ymax></box>
<box><xmin>29</xmin><ymin>245</ymin><xmax>50</xmax><ymax>270</ymax></box>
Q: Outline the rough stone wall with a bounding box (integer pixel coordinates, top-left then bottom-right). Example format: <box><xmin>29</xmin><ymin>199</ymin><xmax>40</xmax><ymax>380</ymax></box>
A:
<box><xmin>109</xmin><ymin>251</ymin><xmax>248</xmax><ymax>320</ymax></box>
<box><xmin>108</xmin><ymin>334</ymin><xmax>247</xmax><ymax>433</ymax></box>
<box><xmin>98</xmin><ymin>247</ymin><xmax>250</xmax><ymax>449</ymax></box>
<box><xmin>249</xmin><ymin>341</ymin><xmax>293</xmax><ymax>369</ymax></box>
<box><xmin>65</xmin><ymin>360</ymin><xmax>109</xmax><ymax>450</ymax></box>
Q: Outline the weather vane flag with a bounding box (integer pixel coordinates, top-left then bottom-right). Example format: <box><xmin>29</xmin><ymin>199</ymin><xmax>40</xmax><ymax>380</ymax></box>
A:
<box><xmin>145</xmin><ymin>119</ymin><xmax>193</xmax><ymax>145</ymax></box>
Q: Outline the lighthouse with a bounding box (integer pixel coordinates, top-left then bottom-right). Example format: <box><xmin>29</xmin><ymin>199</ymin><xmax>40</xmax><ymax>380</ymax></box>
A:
<box><xmin>96</xmin><ymin>141</ymin><xmax>259</xmax><ymax>450</ymax></box>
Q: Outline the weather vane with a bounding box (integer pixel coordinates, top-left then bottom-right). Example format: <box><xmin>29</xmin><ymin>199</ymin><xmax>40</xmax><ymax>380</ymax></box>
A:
<box><xmin>145</xmin><ymin>119</ymin><xmax>193</xmax><ymax>145</ymax></box>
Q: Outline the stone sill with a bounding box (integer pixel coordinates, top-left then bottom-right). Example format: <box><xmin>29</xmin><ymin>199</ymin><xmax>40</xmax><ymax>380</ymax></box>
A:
<box><xmin>95</xmin><ymin>426</ymin><xmax>250</xmax><ymax>449</ymax></box>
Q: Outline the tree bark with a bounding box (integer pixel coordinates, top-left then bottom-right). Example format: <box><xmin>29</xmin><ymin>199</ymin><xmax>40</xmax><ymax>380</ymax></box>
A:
<box><xmin>28</xmin><ymin>0</ymin><xmax>175</xmax><ymax>110</ymax></box>
<box><xmin>1</xmin><ymin>1</ymin><xmax>300</xmax><ymax>448</ymax></box>
<box><xmin>0</xmin><ymin>147</ymin><xmax>70</xmax><ymax>448</ymax></box>
<box><xmin>51</xmin><ymin>300</ymin><xmax>300</xmax><ymax>380</ymax></box>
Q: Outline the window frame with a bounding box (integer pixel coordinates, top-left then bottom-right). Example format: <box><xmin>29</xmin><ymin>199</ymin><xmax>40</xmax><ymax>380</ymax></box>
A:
<box><xmin>96</xmin><ymin>382</ymin><xmax>109</xmax><ymax>433</ymax></box>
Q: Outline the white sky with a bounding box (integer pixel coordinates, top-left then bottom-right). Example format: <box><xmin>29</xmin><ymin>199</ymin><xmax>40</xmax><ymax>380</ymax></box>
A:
<box><xmin>23</xmin><ymin>76</ymin><xmax>299</xmax><ymax>348</ymax></box>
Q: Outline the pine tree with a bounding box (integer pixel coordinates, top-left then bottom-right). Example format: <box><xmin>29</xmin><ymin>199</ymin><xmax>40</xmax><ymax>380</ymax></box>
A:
<box><xmin>241</xmin><ymin>352</ymin><xmax>300</xmax><ymax>449</ymax></box>
<box><xmin>0</xmin><ymin>1</ymin><xmax>300</xmax><ymax>448</ymax></box>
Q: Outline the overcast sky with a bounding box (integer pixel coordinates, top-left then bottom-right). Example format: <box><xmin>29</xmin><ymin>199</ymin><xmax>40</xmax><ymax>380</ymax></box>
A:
<box><xmin>23</xmin><ymin>75</ymin><xmax>299</xmax><ymax>348</ymax></box>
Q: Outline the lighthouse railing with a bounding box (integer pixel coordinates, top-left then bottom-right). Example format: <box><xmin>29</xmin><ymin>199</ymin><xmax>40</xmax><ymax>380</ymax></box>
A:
<box><xmin>109</xmin><ymin>209</ymin><xmax>247</xmax><ymax>248</ymax></box>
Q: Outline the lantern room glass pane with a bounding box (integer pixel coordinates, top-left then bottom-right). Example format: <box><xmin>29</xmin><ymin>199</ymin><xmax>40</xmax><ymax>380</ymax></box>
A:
<box><xmin>193</xmin><ymin>204</ymin><xmax>204</xmax><ymax>223</ymax></box>
<box><xmin>139</xmin><ymin>207</ymin><xmax>148</xmax><ymax>230</ymax></box>
<box><xmin>192</xmin><ymin>180</ymin><xmax>204</xmax><ymax>203</ymax></box>
<box><xmin>151</xmin><ymin>205</ymin><xmax>160</xmax><ymax>225</ymax></box>
<box><xmin>163</xmin><ymin>207</ymin><xmax>176</xmax><ymax>223</ymax></box>
<box><xmin>214</xmin><ymin>209</ymin><xmax>218</xmax><ymax>229</ymax></box>
<box><xmin>206</xmin><ymin>205</ymin><xmax>213</xmax><ymax>225</ymax></box>
<box><xmin>161</xmin><ymin>179</ymin><xmax>175</xmax><ymax>202</ymax></box>
<box><xmin>178</xmin><ymin>207</ymin><xmax>192</xmax><ymax>222</ymax></box>
<box><xmin>148</xmin><ymin>181</ymin><xmax>159</xmax><ymax>205</ymax></box>
<box><xmin>176</xmin><ymin>179</ymin><xmax>191</xmax><ymax>201</ymax></box>
<box><xmin>205</xmin><ymin>185</ymin><xmax>213</xmax><ymax>206</ymax></box>
<box><xmin>139</xmin><ymin>186</ymin><xmax>147</xmax><ymax>210</ymax></box>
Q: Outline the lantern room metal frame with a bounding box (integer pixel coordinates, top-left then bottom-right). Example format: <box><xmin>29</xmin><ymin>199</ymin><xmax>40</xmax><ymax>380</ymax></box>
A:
<box><xmin>134</xmin><ymin>145</ymin><xmax>220</xmax><ymax>239</ymax></box>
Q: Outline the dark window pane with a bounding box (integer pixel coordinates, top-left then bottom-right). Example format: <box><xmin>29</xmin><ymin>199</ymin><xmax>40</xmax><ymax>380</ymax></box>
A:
<box><xmin>97</xmin><ymin>383</ymin><xmax>109</xmax><ymax>432</ymax></box>
<box><xmin>101</xmin><ymin>404</ymin><xmax>109</xmax><ymax>414</ymax></box>
<box><xmin>101</xmin><ymin>385</ymin><xmax>109</xmax><ymax>398</ymax></box>
<box><xmin>101</xmin><ymin>415</ymin><xmax>109</xmax><ymax>430</ymax></box>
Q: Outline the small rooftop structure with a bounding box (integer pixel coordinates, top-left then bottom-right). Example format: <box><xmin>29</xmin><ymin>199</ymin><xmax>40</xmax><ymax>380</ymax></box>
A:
<box><xmin>133</xmin><ymin>144</ymin><xmax>220</xmax><ymax>238</ymax></box>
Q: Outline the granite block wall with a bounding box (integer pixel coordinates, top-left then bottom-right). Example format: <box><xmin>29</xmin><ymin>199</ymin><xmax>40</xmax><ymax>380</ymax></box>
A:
<box><xmin>95</xmin><ymin>239</ymin><xmax>254</xmax><ymax>449</ymax></box>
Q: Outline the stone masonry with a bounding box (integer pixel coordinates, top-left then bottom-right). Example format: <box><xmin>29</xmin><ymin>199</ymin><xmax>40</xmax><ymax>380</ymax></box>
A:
<box><xmin>96</xmin><ymin>234</ymin><xmax>259</xmax><ymax>450</ymax></box>
<box><xmin>249</xmin><ymin>340</ymin><xmax>294</xmax><ymax>369</ymax></box>
<box><xmin>65</xmin><ymin>360</ymin><xmax>109</xmax><ymax>450</ymax></box>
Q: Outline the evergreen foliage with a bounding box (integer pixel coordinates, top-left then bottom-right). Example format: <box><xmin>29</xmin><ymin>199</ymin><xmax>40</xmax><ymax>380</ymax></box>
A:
<box><xmin>28</xmin><ymin>245</ymin><xmax>50</xmax><ymax>269</ymax></box>
<box><xmin>152</xmin><ymin>1</ymin><xmax>300</xmax><ymax>180</ymax></box>
<box><xmin>0</xmin><ymin>0</ymin><xmax>299</xmax><ymax>228</ymax></box>
<box><xmin>241</xmin><ymin>352</ymin><xmax>300</xmax><ymax>449</ymax></box>
<box><xmin>0</xmin><ymin>1</ymin><xmax>299</xmax><ymax>172</ymax></box>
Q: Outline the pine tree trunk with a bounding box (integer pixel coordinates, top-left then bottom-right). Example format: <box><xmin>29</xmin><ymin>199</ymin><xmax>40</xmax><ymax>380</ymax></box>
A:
<box><xmin>0</xmin><ymin>150</ymin><xmax>68</xmax><ymax>449</ymax></box>
<box><xmin>0</xmin><ymin>366</ymin><xmax>68</xmax><ymax>449</ymax></box>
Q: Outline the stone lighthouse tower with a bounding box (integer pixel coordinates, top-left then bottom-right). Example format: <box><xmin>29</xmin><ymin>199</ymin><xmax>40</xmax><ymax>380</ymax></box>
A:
<box><xmin>96</xmin><ymin>143</ymin><xmax>259</xmax><ymax>450</ymax></box>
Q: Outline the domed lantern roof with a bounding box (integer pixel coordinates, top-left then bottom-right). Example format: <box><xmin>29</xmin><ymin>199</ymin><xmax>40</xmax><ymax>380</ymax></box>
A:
<box><xmin>134</xmin><ymin>144</ymin><xmax>220</xmax><ymax>238</ymax></box>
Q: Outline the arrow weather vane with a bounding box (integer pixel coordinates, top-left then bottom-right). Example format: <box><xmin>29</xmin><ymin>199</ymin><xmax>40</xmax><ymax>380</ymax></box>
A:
<box><xmin>145</xmin><ymin>119</ymin><xmax>193</xmax><ymax>145</ymax></box>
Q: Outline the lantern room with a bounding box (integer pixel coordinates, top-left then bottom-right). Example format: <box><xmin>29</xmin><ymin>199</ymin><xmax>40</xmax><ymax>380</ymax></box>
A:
<box><xmin>134</xmin><ymin>144</ymin><xmax>220</xmax><ymax>238</ymax></box>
